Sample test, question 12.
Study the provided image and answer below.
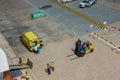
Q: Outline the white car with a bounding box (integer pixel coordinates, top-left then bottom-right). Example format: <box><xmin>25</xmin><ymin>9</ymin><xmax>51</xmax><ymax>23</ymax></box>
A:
<box><xmin>58</xmin><ymin>0</ymin><xmax>75</xmax><ymax>4</ymax></box>
<box><xmin>79</xmin><ymin>0</ymin><xmax>97</xmax><ymax>8</ymax></box>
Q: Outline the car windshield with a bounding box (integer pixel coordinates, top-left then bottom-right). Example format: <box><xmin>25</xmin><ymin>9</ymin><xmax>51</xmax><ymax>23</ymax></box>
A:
<box><xmin>82</xmin><ymin>1</ymin><xmax>88</xmax><ymax>3</ymax></box>
<box><xmin>82</xmin><ymin>0</ymin><xmax>89</xmax><ymax>3</ymax></box>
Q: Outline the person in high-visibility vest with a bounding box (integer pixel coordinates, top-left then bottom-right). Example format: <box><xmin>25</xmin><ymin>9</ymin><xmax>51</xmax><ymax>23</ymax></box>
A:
<box><xmin>50</xmin><ymin>61</ymin><xmax>55</xmax><ymax>71</ymax></box>
<box><xmin>37</xmin><ymin>43</ymin><xmax>40</xmax><ymax>53</ymax></box>
<box><xmin>34</xmin><ymin>45</ymin><xmax>38</xmax><ymax>54</ymax></box>
<box><xmin>40</xmin><ymin>40</ymin><xmax>44</xmax><ymax>48</ymax></box>
<box><xmin>27</xmin><ymin>58</ymin><xmax>33</xmax><ymax>69</ymax></box>
<box><xmin>19</xmin><ymin>57</ymin><xmax>22</xmax><ymax>64</ymax></box>
<box><xmin>25</xmin><ymin>72</ymin><xmax>30</xmax><ymax>80</ymax></box>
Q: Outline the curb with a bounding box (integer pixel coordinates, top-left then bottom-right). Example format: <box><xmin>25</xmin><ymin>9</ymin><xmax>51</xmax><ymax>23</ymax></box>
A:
<box><xmin>90</xmin><ymin>32</ymin><xmax>120</xmax><ymax>53</ymax></box>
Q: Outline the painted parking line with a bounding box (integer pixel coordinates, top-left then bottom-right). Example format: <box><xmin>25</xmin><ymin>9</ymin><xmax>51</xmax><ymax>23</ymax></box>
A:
<box><xmin>51</xmin><ymin>0</ymin><xmax>108</xmax><ymax>30</ymax></box>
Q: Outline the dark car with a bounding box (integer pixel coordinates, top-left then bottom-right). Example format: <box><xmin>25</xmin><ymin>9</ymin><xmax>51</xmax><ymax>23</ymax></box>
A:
<box><xmin>39</xmin><ymin>5</ymin><xmax>52</xmax><ymax>9</ymax></box>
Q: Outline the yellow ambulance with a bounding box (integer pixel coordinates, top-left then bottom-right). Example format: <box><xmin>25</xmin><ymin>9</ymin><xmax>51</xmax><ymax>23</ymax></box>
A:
<box><xmin>20</xmin><ymin>31</ymin><xmax>42</xmax><ymax>51</ymax></box>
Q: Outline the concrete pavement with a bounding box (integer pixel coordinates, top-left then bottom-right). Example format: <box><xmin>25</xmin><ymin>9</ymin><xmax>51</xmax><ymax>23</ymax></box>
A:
<box><xmin>18</xmin><ymin>33</ymin><xmax>120</xmax><ymax>80</ymax></box>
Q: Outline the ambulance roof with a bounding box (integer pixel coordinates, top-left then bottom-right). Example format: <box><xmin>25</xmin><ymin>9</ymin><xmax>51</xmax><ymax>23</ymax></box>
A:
<box><xmin>0</xmin><ymin>48</ymin><xmax>9</xmax><ymax>72</ymax></box>
<box><xmin>24</xmin><ymin>32</ymin><xmax>38</xmax><ymax>41</ymax></box>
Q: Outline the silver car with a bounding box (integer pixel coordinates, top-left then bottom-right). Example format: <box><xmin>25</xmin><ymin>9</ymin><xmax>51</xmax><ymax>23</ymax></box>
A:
<box><xmin>79</xmin><ymin>0</ymin><xmax>97</xmax><ymax>8</ymax></box>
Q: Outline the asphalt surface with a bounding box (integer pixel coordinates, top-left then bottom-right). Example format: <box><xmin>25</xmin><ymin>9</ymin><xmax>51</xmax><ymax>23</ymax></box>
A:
<box><xmin>68</xmin><ymin>0</ymin><xmax>120</xmax><ymax>24</ymax></box>
<box><xmin>25</xmin><ymin>0</ymin><xmax>120</xmax><ymax>36</ymax></box>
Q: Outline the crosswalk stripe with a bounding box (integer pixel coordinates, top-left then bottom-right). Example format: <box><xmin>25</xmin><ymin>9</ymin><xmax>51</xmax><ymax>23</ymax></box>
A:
<box><xmin>51</xmin><ymin>0</ymin><xmax>108</xmax><ymax>29</ymax></box>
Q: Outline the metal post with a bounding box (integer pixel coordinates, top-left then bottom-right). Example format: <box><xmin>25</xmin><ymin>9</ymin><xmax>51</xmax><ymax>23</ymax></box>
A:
<box><xmin>90</xmin><ymin>24</ymin><xmax>93</xmax><ymax>33</ymax></box>
<box><xmin>103</xmin><ymin>21</ymin><xmax>107</xmax><ymax>30</ymax></box>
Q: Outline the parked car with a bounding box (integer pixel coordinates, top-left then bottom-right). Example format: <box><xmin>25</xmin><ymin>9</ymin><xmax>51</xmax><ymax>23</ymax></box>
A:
<box><xmin>79</xmin><ymin>0</ymin><xmax>97</xmax><ymax>8</ymax></box>
<box><xmin>39</xmin><ymin>5</ymin><xmax>52</xmax><ymax>9</ymax></box>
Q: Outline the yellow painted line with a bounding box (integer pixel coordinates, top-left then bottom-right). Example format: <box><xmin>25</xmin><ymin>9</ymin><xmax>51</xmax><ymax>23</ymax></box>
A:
<box><xmin>51</xmin><ymin>0</ymin><xmax>107</xmax><ymax>29</ymax></box>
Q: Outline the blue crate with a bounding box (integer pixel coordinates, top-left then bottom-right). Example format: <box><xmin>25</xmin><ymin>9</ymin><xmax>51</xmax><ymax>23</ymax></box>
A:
<box><xmin>10</xmin><ymin>69</ymin><xmax>22</xmax><ymax>77</ymax></box>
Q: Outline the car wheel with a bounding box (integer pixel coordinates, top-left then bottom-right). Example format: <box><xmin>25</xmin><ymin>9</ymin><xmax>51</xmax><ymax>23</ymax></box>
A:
<box><xmin>79</xmin><ymin>5</ymin><xmax>82</xmax><ymax>8</ymax></box>
<box><xmin>80</xmin><ymin>52</ymin><xmax>85</xmax><ymax>57</ymax></box>
<box><xmin>89</xmin><ymin>4</ymin><xmax>92</xmax><ymax>7</ymax></box>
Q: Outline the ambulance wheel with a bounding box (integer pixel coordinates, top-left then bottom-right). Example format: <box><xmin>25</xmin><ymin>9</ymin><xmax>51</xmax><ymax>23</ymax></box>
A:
<box><xmin>77</xmin><ymin>52</ymin><xmax>81</xmax><ymax>57</ymax></box>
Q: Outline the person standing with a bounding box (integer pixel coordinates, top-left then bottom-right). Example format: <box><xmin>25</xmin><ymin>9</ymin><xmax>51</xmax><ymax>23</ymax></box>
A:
<box><xmin>19</xmin><ymin>57</ymin><xmax>22</xmax><ymax>65</ymax></box>
<box><xmin>24</xmin><ymin>72</ymin><xmax>30</xmax><ymax>80</ymax></box>
<box><xmin>27</xmin><ymin>58</ymin><xmax>33</xmax><ymax>69</ymax></box>
<box><xmin>34</xmin><ymin>45</ymin><xmax>38</xmax><ymax>54</ymax></box>
<box><xmin>37</xmin><ymin>43</ymin><xmax>40</xmax><ymax>53</ymax></box>
<box><xmin>47</xmin><ymin>63</ymin><xmax>51</xmax><ymax>75</ymax></box>
<box><xmin>77</xmin><ymin>38</ymin><xmax>81</xmax><ymax>45</ymax></box>
<box><xmin>50</xmin><ymin>61</ymin><xmax>55</xmax><ymax>71</ymax></box>
<box><xmin>40</xmin><ymin>40</ymin><xmax>44</xmax><ymax>48</ymax></box>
